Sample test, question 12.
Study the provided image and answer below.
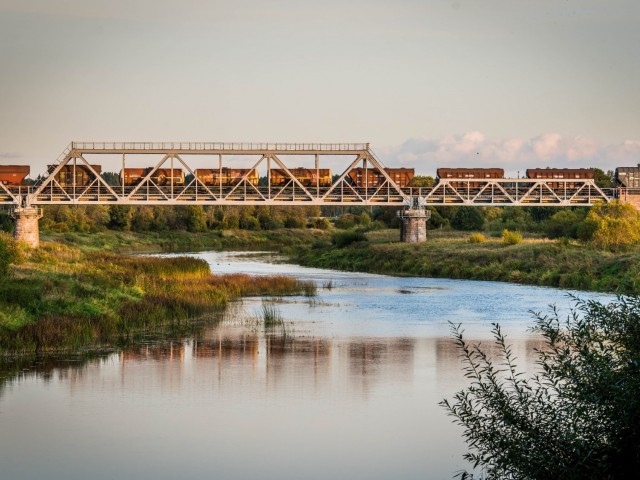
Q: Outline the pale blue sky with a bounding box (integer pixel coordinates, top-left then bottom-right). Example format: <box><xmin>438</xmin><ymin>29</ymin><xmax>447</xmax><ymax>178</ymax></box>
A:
<box><xmin>1</xmin><ymin>0</ymin><xmax>638</xmax><ymax>175</ymax></box>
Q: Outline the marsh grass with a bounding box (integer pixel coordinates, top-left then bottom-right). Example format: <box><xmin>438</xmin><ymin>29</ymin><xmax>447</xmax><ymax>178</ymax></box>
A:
<box><xmin>0</xmin><ymin>243</ymin><xmax>312</xmax><ymax>354</ymax></box>
<box><xmin>261</xmin><ymin>298</ymin><xmax>283</xmax><ymax>327</ymax></box>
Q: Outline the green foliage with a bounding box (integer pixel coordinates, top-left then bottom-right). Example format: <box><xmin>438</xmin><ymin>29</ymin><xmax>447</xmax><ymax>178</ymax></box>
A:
<box><xmin>311</xmin><ymin>217</ymin><xmax>332</xmax><ymax>230</ymax></box>
<box><xmin>0</xmin><ymin>232</ymin><xmax>19</xmax><ymax>275</ymax></box>
<box><xmin>331</xmin><ymin>230</ymin><xmax>367</xmax><ymax>247</ymax></box>
<box><xmin>108</xmin><ymin>205</ymin><xmax>132</xmax><ymax>230</ymax></box>
<box><xmin>592</xmin><ymin>167</ymin><xmax>615</xmax><ymax>189</ymax></box>
<box><xmin>468</xmin><ymin>233</ymin><xmax>485</xmax><ymax>244</ymax></box>
<box><xmin>544</xmin><ymin>209</ymin><xmax>585</xmax><ymax>238</ymax></box>
<box><xmin>408</xmin><ymin>175</ymin><xmax>435</xmax><ymax>188</ymax></box>
<box><xmin>501</xmin><ymin>229</ymin><xmax>522</xmax><ymax>245</ymax></box>
<box><xmin>578</xmin><ymin>201</ymin><xmax>640</xmax><ymax>251</ymax></box>
<box><xmin>452</xmin><ymin>207</ymin><xmax>485</xmax><ymax>231</ymax></box>
<box><xmin>499</xmin><ymin>207</ymin><xmax>532</xmax><ymax>231</ymax></box>
<box><xmin>441</xmin><ymin>296</ymin><xmax>640</xmax><ymax>479</ymax></box>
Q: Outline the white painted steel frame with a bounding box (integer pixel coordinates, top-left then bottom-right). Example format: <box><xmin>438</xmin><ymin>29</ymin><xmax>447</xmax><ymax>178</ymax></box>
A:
<box><xmin>0</xmin><ymin>142</ymin><xmax>615</xmax><ymax>207</ymax></box>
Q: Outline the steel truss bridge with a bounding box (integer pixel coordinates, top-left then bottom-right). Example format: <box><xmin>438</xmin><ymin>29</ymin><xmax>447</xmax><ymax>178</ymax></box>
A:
<box><xmin>0</xmin><ymin>142</ymin><xmax>614</xmax><ymax>208</ymax></box>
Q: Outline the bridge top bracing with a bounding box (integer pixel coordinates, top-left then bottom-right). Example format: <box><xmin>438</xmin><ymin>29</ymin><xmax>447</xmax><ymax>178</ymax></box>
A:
<box><xmin>69</xmin><ymin>142</ymin><xmax>370</xmax><ymax>155</ymax></box>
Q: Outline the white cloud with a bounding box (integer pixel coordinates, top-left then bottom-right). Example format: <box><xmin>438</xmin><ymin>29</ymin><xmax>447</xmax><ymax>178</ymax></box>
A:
<box><xmin>380</xmin><ymin>132</ymin><xmax>640</xmax><ymax>176</ymax></box>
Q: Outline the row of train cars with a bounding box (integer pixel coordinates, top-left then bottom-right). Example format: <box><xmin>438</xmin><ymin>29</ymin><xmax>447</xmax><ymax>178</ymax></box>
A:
<box><xmin>1</xmin><ymin>164</ymin><xmax>640</xmax><ymax>188</ymax></box>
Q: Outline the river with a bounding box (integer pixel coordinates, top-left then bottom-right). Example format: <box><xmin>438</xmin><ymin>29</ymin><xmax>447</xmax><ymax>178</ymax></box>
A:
<box><xmin>0</xmin><ymin>251</ymin><xmax>614</xmax><ymax>479</ymax></box>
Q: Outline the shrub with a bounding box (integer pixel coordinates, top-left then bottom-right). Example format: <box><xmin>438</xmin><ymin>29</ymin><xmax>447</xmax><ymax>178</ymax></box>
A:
<box><xmin>331</xmin><ymin>230</ymin><xmax>367</xmax><ymax>247</ymax></box>
<box><xmin>502</xmin><ymin>229</ymin><xmax>522</xmax><ymax>245</ymax></box>
<box><xmin>544</xmin><ymin>209</ymin><xmax>584</xmax><ymax>239</ymax></box>
<box><xmin>441</xmin><ymin>296</ymin><xmax>640</xmax><ymax>479</ymax></box>
<box><xmin>468</xmin><ymin>233</ymin><xmax>486</xmax><ymax>244</ymax></box>
<box><xmin>0</xmin><ymin>232</ymin><xmax>19</xmax><ymax>275</ymax></box>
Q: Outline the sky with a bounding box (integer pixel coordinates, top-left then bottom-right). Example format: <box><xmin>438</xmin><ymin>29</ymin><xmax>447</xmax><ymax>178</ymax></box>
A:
<box><xmin>0</xmin><ymin>0</ymin><xmax>639</xmax><ymax>176</ymax></box>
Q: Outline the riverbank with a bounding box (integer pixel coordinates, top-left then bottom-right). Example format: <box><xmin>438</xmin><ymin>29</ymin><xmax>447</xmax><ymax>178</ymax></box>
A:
<box><xmin>0</xmin><ymin>242</ymin><xmax>315</xmax><ymax>354</ymax></box>
<box><xmin>295</xmin><ymin>230</ymin><xmax>640</xmax><ymax>295</ymax></box>
<box><xmin>42</xmin><ymin>228</ymin><xmax>640</xmax><ymax>294</ymax></box>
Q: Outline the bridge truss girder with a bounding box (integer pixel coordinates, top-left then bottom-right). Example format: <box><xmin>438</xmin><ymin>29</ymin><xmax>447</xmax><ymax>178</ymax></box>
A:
<box><xmin>0</xmin><ymin>142</ymin><xmax>615</xmax><ymax>207</ymax></box>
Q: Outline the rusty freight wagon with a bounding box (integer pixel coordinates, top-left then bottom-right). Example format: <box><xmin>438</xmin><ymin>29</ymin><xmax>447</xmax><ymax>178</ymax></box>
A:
<box><xmin>347</xmin><ymin>168</ymin><xmax>414</xmax><ymax>188</ymax></box>
<box><xmin>195</xmin><ymin>168</ymin><xmax>259</xmax><ymax>186</ymax></box>
<box><xmin>436</xmin><ymin>168</ymin><xmax>504</xmax><ymax>188</ymax></box>
<box><xmin>121</xmin><ymin>168</ymin><xmax>185</xmax><ymax>186</ymax></box>
<box><xmin>270</xmin><ymin>168</ymin><xmax>332</xmax><ymax>187</ymax></box>
<box><xmin>526</xmin><ymin>168</ymin><xmax>594</xmax><ymax>189</ymax></box>
<box><xmin>0</xmin><ymin>165</ymin><xmax>30</xmax><ymax>185</ymax></box>
<box><xmin>49</xmin><ymin>164</ymin><xmax>102</xmax><ymax>187</ymax></box>
<box><xmin>615</xmin><ymin>164</ymin><xmax>640</xmax><ymax>189</ymax></box>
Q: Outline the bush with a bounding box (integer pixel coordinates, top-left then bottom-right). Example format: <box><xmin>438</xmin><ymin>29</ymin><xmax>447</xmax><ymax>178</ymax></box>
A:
<box><xmin>331</xmin><ymin>230</ymin><xmax>367</xmax><ymax>247</ymax></box>
<box><xmin>0</xmin><ymin>232</ymin><xmax>19</xmax><ymax>275</ymax></box>
<box><xmin>502</xmin><ymin>229</ymin><xmax>522</xmax><ymax>245</ymax></box>
<box><xmin>544</xmin><ymin>209</ymin><xmax>584</xmax><ymax>239</ymax></box>
<box><xmin>441</xmin><ymin>296</ymin><xmax>640</xmax><ymax>479</ymax></box>
<box><xmin>468</xmin><ymin>233</ymin><xmax>486</xmax><ymax>244</ymax></box>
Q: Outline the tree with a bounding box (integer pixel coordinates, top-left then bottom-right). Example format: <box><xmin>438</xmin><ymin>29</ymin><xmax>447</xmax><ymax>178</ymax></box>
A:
<box><xmin>186</xmin><ymin>205</ymin><xmax>208</xmax><ymax>232</ymax></box>
<box><xmin>591</xmin><ymin>168</ymin><xmax>615</xmax><ymax>189</ymax></box>
<box><xmin>441</xmin><ymin>296</ymin><xmax>640</xmax><ymax>479</ymax></box>
<box><xmin>578</xmin><ymin>201</ymin><xmax>640</xmax><ymax>250</ymax></box>
<box><xmin>452</xmin><ymin>206</ymin><xmax>485</xmax><ymax>231</ymax></box>
<box><xmin>409</xmin><ymin>175</ymin><xmax>435</xmax><ymax>188</ymax></box>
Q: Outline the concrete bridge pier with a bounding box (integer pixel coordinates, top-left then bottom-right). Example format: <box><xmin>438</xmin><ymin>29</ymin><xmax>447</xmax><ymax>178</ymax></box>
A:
<box><xmin>11</xmin><ymin>207</ymin><xmax>44</xmax><ymax>248</ymax></box>
<box><xmin>397</xmin><ymin>205</ymin><xmax>431</xmax><ymax>243</ymax></box>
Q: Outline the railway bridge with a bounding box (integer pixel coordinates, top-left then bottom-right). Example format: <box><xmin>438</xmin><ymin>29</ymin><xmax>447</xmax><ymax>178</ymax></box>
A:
<box><xmin>0</xmin><ymin>142</ymin><xmax>621</xmax><ymax>247</ymax></box>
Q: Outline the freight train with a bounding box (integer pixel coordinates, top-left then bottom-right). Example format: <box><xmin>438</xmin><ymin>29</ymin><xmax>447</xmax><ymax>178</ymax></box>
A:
<box><xmin>0</xmin><ymin>163</ymin><xmax>634</xmax><ymax>191</ymax></box>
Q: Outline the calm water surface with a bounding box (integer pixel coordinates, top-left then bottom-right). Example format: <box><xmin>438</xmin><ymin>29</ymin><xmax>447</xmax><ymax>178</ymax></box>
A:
<box><xmin>0</xmin><ymin>252</ymin><xmax>614</xmax><ymax>479</ymax></box>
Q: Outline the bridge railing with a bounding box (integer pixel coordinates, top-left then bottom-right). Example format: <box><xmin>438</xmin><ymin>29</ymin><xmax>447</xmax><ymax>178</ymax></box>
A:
<box><xmin>70</xmin><ymin>142</ymin><xmax>370</xmax><ymax>152</ymax></box>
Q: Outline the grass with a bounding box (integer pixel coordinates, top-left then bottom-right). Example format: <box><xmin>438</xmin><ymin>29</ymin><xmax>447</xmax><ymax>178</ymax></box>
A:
<box><xmin>295</xmin><ymin>230</ymin><xmax>640</xmax><ymax>295</ymax></box>
<box><xmin>261</xmin><ymin>298</ymin><xmax>284</xmax><ymax>327</ymax></box>
<box><xmin>0</xmin><ymin>242</ymin><xmax>315</xmax><ymax>354</ymax></box>
<box><xmin>42</xmin><ymin>228</ymin><xmax>331</xmax><ymax>254</ymax></box>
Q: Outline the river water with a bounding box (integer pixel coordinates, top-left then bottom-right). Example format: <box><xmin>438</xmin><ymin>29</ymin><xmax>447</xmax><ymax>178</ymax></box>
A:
<box><xmin>0</xmin><ymin>252</ymin><xmax>614</xmax><ymax>479</ymax></box>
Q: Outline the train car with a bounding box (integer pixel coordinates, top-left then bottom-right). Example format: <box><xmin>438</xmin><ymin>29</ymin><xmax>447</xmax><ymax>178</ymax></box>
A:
<box><xmin>49</xmin><ymin>164</ymin><xmax>102</xmax><ymax>187</ymax></box>
<box><xmin>121</xmin><ymin>168</ymin><xmax>185</xmax><ymax>186</ymax></box>
<box><xmin>525</xmin><ymin>168</ymin><xmax>594</xmax><ymax>180</ymax></box>
<box><xmin>270</xmin><ymin>168</ymin><xmax>332</xmax><ymax>187</ymax></box>
<box><xmin>347</xmin><ymin>168</ymin><xmax>414</xmax><ymax>188</ymax></box>
<box><xmin>436</xmin><ymin>168</ymin><xmax>504</xmax><ymax>179</ymax></box>
<box><xmin>526</xmin><ymin>168</ymin><xmax>594</xmax><ymax>190</ymax></box>
<box><xmin>615</xmin><ymin>164</ymin><xmax>640</xmax><ymax>188</ymax></box>
<box><xmin>195</xmin><ymin>168</ymin><xmax>259</xmax><ymax>186</ymax></box>
<box><xmin>436</xmin><ymin>168</ymin><xmax>504</xmax><ymax>189</ymax></box>
<box><xmin>0</xmin><ymin>165</ymin><xmax>30</xmax><ymax>185</ymax></box>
